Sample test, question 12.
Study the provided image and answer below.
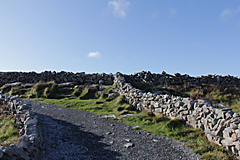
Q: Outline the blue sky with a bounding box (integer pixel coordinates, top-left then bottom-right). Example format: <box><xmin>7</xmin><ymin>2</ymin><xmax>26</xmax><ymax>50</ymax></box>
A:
<box><xmin>0</xmin><ymin>0</ymin><xmax>240</xmax><ymax>76</ymax></box>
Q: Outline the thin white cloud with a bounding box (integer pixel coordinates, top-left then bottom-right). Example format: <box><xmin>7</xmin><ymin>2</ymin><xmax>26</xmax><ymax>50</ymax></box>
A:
<box><xmin>220</xmin><ymin>8</ymin><xmax>234</xmax><ymax>19</ymax></box>
<box><xmin>220</xmin><ymin>6</ymin><xmax>240</xmax><ymax>20</ymax></box>
<box><xmin>151</xmin><ymin>11</ymin><xmax>159</xmax><ymax>19</ymax></box>
<box><xmin>87</xmin><ymin>51</ymin><xmax>101</xmax><ymax>58</ymax></box>
<box><xmin>169</xmin><ymin>8</ymin><xmax>178</xmax><ymax>17</ymax></box>
<box><xmin>108</xmin><ymin>0</ymin><xmax>130</xmax><ymax>18</ymax></box>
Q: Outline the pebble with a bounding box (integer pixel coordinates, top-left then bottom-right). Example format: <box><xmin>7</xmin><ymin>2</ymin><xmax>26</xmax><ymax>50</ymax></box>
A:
<box><xmin>124</xmin><ymin>143</ymin><xmax>134</xmax><ymax>148</ymax></box>
<box><xmin>124</xmin><ymin>138</ymin><xmax>131</xmax><ymax>142</ymax></box>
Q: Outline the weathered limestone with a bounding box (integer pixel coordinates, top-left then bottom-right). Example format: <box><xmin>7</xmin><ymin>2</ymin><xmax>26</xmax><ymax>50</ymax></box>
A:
<box><xmin>0</xmin><ymin>93</ymin><xmax>44</xmax><ymax>159</ymax></box>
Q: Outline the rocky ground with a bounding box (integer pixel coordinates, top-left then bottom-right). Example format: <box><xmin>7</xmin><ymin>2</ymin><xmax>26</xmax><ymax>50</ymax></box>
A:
<box><xmin>30</xmin><ymin>100</ymin><xmax>200</xmax><ymax>160</ymax></box>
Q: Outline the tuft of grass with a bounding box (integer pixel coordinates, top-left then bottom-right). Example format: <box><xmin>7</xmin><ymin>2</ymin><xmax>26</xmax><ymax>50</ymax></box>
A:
<box><xmin>0</xmin><ymin>114</ymin><xmax>20</xmax><ymax>147</ymax></box>
<box><xmin>72</xmin><ymin>88</ymin><xmax>82</xmax><ymax>97</ymax></box>
<box><xmin>79</xmin><ymin>86</ymin><xmax>99</xmax><ymax>99</ymax></box>
<box><xmin>28</xmin><ymin>81</ymin><xmax>59</xmax><ymax>99</ymax></box>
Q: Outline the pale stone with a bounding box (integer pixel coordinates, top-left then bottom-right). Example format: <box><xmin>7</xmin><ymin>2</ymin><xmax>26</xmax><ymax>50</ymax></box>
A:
<box><xmin>124</xmin><ymin>143</ymin><xmax>134</xmax><ymax>148</ymax></box>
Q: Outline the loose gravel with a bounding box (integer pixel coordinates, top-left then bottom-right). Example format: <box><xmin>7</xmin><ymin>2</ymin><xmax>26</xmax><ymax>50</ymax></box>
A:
<box><xmin>30</xmin><ymin>101</ymin><xmax>200</xmax><ymax>160</ymax></box>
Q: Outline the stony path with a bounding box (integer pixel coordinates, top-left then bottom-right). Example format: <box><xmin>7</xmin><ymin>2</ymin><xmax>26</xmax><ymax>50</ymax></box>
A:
<box><xmin>30</xmin><ymin>101</ymin><xmax>200</xmax><ymax>160</ymax></box>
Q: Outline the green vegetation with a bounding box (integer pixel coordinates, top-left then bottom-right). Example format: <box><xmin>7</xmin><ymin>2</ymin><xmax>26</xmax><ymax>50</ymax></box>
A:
<box><xmin>35</xmin><ymin>94</ymin><xmax>136</xmax><ymax>116</ymax></box>
<box><xmin>30</xmin><ymin>88</ymin><xmax>236</xmax><ymax>159</ymax></box>
<box><xmin>121</xmin><ymin>111</ymin><xmax>235</xmax><ymax>160</ymax></box>
<box><xmin>0</xmin><ymin>82</ymin><xmax>238</xmax><ymax>159</ymax></box>
<box><xmin>27</xmin><ymin>81</ymin><xmax>59</xmax><ymax>99</ymax></box>
<box><xmin>165</xmin><ymin>83</ymin><xmax>240</xmax><ymax>113</ymax></box>
<box><xmin>79</xmin><ymin>86</ymin><xmax>99</xmax><ymax>100</ymax></box>
<box><xmin>0</xmin><ymin>114</ymin><xmax>20</xmax><ymax>147</ymax></box>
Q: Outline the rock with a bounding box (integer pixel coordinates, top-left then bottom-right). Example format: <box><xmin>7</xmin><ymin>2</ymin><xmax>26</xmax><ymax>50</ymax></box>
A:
<box><xmin>99</xmin><ymin>80</ymin><xmax>104</xmax><ymax>85</ymax></box>
<box><xmin>98</xmin><ymin>91</ymin><xmax>106</xmax><ymax>95</ymax></box>
<box><xmin>230</xmin><ymin>123</ymin><xmax>238</xmax><ymax>129</ymax></box>
<box><xmin>5</xmin><ymin>82</ymin><xmax>22</xmax><ymax>87</ymax></box>
<box><xmin>17</xmin><ymin>135</ymin><xmax>30</xmax><ymax>149</ymax></box>
<box><xmin>124</xmin><ymin>139</ymin><xmax>131</xmax><ymax>142</ymax></box>
<box><xmin>223</xmin><ymin>128</ymin><xmax>234</xmax><ymax>139</ymax></box>
<box><xmin>132</xmin><ymin>126</ymin><xmax>140</xmax><ymax>129</ymax></box>
<box><xmin>222</xmin><ymin>137</ymin><xmax>235</xmax><ymax>147</ymax></box>
<box><xmin>99</xmin><ymin>85</ymin><xmax>112</xmax><ymax>91</ymax></box>
<box><xmin>59</xmin><ymin>82</ymin><xmax>75</xmax><ymax>87</ymax></box>
<box><xmin>106</xmin><ymin>132</ymin><xmax>113</xmax><ymax>135</ymax></box>
<box><xmin>174</xmin><ymin>101</ymin><xmax>184</xmax><ymax>108</ymax></box>
<box><xmin>0</xmin><ymin>146</ymin><xmax>14</xmax><ymax>156</ymax></box>
<box><xmin>0</xmin><ymin>149</ymin><xmax>3</xmax><ymax>158</ymax></box>
<box><xmin>124</xmin><ymin>143</ymin><xmax>134</xmax><ymax>148</ymax></box>
<box><xmin>108</xmin><ymin>93</ymin><xmax>119</xmax><ymax>98</ymax></box>
<box><xmin>24</xmin><ymin>118</ymin><xmax>38</xmax><ymax>128</ymax></box>
<box><xmin>21</xmin><ymin>151</ymin><xmax>30</xmax><ymax>160</ymax></box>
<box><xmin>99</xmin><ymin>115</ymin><xmax>116</xmax><ymax>119</ymax></box>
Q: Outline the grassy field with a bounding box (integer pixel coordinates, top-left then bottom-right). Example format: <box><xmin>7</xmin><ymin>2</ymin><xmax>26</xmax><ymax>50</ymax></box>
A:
<box><xmin>0</xmin><ymin>114</ymin><xmax>20</xmax><ymax>147</ymax></box>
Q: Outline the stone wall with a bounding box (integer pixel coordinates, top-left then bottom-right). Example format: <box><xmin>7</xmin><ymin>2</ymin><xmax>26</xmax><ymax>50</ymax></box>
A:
<box><xmin>114</xmin><ymin>72</ymin><xmax>240</xmax><ymax>156</ymax></box>
<box><xmin>1</xmin><ymin>70</ymin><xmax>240</xmax><ymax>157</ymax></box>
<box><xmin>125</xmin><ymin>71</ymin><xmax>240</xmax><ymax>88</ymax></box>
<box><xmin>0</xmin><ymin>71</ymin><xmax>113</xmax><ymax>86</ymax></box>
<box><xmin>1</xmin><ymin>70</ymin><xmax>240</xmax><ymax>89</ymax></box>
<box><xmin>0</xmin><ymin>93</ymin><xmax>44</xmax><ymax>160</ymax></box>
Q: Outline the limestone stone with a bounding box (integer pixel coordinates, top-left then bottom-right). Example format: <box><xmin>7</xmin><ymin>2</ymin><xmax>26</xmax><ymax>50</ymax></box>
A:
<box><xmin>230</xmin><ymin>123</ymin><xmax>238</xmax><ymax>129</ymax></box>
<box><xmin>0</xmin><ymin>149</ymin><xmax>3</xmax><ymax>158</ymax></box>
<box><xmin>223</xmin><ymin>128</ymin><xmax>234</xmax><ymax>139</ymax></box>
<box><xmin>124</xmin><ymin>143</ymin><xmax>134</xmax><ymax>148</ymax></box>
<box><xmin>0</xmin><ymin>146</ymin><xmax>14</xmax><ymax>156</ymax></box>
<box><xmin>21</xmin><ymin>151</ymin><xmax>30</xmax><ymax>160</ymax></box>
<box><xmin>222</xmin><ymin>138</ymin><xmax>235</xmax><ymax>147</ymax></box>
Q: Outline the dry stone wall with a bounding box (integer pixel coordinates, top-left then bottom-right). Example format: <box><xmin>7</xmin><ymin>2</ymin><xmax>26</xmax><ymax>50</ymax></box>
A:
<box><xmin>1</xmin><ymin>70</ymin><xmax>240</xmax><ymax>157</ymax></box>
<box><xmin>125</xmin><ymin>71</ymin><xmax>240</xmax><ymax>88</ymax></box>
<box><xmin>0</xmin><ymin>71</ymin><xmax>113</xmax><ymax>86</ymax></box>
<box><xmin>114</xmin><ymin>72</ymin><xmax>240</xmax><ymax>156</ymax></box>
<box><xmin>0</xmin><ymin>93</ymin><xmax>43</xmax><ymax>160</ymax></box>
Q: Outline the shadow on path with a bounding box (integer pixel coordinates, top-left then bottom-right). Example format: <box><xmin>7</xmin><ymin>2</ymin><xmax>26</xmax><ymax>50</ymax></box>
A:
<box><xmin>36</xmin><ymin>113</ymin><xmax>122</xmax><ymax>160</ymax></box>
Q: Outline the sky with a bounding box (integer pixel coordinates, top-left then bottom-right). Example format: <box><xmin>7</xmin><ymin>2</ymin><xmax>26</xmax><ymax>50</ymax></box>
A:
<box><xmin>0</xmin><ymin>0</ymin><xmax>240</xmax><ymax>77</ymax></box>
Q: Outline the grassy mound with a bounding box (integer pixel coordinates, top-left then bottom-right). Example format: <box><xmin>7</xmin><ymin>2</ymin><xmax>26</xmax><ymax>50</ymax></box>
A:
<box><xmin>28</xmin><ymin>81</ymin><xmax>59</xmax><ymax>98</ymax></box>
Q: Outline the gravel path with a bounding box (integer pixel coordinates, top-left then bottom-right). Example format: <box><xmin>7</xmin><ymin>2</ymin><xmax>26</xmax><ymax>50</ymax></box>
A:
<box><xmin>30</xmin><ymin>101</ymin><xmax>200</xmax><ymax>160</ymax></box>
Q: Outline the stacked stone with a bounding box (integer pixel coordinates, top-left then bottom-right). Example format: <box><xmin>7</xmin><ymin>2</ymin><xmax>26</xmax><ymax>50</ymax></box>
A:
<box><xmin>114</xmin><ymin>72</ymin><xmax>240</xmax><ymax>157</ymax></box>
<box><xmin>0</xmin><ymin>93</ymin><xmax>44</xmax><ymax>160</ymax></box>
<box><xmin>125</xmin><ymin>71</ymin><xmax>240</xmax><ymax>88</ymax></box>
<box><xmin>0</xmin><ymin>71</ymin><xmax>113</xmax><ymax>87</ymax></box>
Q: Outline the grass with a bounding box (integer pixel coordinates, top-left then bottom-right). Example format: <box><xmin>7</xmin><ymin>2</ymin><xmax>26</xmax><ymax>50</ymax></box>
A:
<box><xmin>0</xmin><ymin>114</ymin><xmax>20</xmax><ymax>147</ymax></box>
<box><xmin>1</xmin><ymin>83</ymin><xmax>237</xmax><ymax>159</ymax></box>
<box><xmin>164</xmin><ymin>84</ymin><xmax>240</xmax><ymax>113</ymax></box>
<box><xmin>120</xmin><ymin>111</ymin><xmax>235</xmax><ymax>159</ymax></box>
<box><xmin>30</xmin><ymin>95</ymin><xmax>236</xmax><ymax>160</ymax></box>
<box><xmin>34</xmin><ymin>94</ymin><xmax>136</xmax><ymax>117</ymax></box>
